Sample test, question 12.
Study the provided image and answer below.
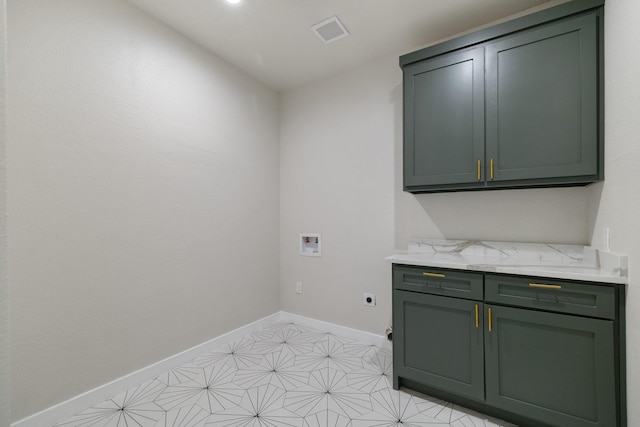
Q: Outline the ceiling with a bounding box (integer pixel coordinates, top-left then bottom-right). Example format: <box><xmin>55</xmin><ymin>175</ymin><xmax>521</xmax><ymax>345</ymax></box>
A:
<box><xmin>128</xmin><ymin>0</ymin><xmax>554</xmax><ymax>92</ymax></box>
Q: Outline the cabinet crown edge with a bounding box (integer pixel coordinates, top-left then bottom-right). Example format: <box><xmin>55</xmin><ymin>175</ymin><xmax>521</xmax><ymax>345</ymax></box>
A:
<box><xmin>399</xmin><ymin>0</ymin><xmax>605</xmax><ymax>68</ymax></box>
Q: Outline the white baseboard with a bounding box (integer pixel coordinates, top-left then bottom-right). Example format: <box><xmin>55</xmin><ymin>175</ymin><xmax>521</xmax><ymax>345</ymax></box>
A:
<box><xmin>279</xmin><ymin>312</ymin><xmax>392</xmax><ymax>352</ymax></box>
<box><xmin>11</xmin><ymin>311</ymin><xmax>391</xmax><ymax>427</ymax></box>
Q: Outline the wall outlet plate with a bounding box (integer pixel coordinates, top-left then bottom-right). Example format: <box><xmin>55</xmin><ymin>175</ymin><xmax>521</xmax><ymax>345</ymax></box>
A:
<box><xmin>363</xmin><ymin>293</ymin><xmax>376</xmax><ymax>307</ymax></box>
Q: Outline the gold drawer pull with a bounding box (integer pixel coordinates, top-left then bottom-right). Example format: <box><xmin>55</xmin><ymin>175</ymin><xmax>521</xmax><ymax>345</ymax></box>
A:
<box><xmin>423</xmin><ymin>272</ymin><xmax>446</xmax><ymax>278</ymax></box>
<box><xmin>529</xmin><ymin>283</ymin><xmax>562</xmax><ymax>290</ymax></box>
<box><xmin>475</xmin><ymin>304</ymin><xmax>479</xmax><ymax>328</ymax></box>
<box><xmin>490</xmin><ymin>158</ymin><xmax>494</xmax><ymax>180</ymax></box>
<box><xmin>477</xmin><ymin>160</ymin><xmax>481</xmax><ymax>181</ymax></box>
<box><xmin>488</xmin><ymin>307</ymin><xmax>492</xmax><ymax>332</ymax></box>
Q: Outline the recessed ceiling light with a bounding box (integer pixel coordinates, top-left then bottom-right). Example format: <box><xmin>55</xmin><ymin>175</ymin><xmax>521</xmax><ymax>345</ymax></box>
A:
<box><xmin>225</xmin><ymin>0</ymin><xmax>241</xmax><ymax>4</ymax></box>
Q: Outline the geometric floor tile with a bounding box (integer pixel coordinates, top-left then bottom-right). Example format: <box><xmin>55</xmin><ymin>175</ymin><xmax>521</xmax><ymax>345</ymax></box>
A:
<box><xmin>55</xmin><ymin>322</ymin><xmax>517</xmax><ymax>427</ymax></box>
<box><xmin>155</xmin><ymin>364</ymin><xmax>244</xmax><ymax>413</ymax></box>
<box><xmin>57</xmin><ymin>379</ymin><xmax>166</xmax><ymax>427</ymax></box>
<box><xmin>155</xmin><ymin>405</ymin><xmax>210</xmax><ymax>427</ymax></box>
<box><xmin>284</xmin><ymin>367</ymin><xmax>372</xmax><ymax>419</ymax></box>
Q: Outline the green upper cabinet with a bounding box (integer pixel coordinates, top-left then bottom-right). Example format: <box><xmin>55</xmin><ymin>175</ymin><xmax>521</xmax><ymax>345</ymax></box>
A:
<box><xmin>485</xmin><ymin>14</ymin><xmax>599</xmax><ymax>185</ymax></box>
<box><xmin>404</xmin><ymin>48</ymin><xmax>484</xmax><ymax>188</ymax></box>
<box><xmin>401</xmin><ymin>1</ymin><xmax>604</xmax><ymax>193</ymax></box>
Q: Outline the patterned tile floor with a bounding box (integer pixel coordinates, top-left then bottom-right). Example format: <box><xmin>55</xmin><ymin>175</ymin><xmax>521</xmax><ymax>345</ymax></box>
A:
<box><xmin>56</xmin><ymin>322</ymin><xmax>516</xmax><ymax>427</ymax></box>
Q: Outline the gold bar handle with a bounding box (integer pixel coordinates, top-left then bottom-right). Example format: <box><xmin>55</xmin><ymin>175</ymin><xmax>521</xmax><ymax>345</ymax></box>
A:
<box><xmin>490</xmin><ymin>158</ymin><xmax>495</xmax><ymax>180</ymax></box>
<box><xmin>529</xmin><ymin>283</ymin><xmax>562</xmax><ymax>290</ymax></box>
<box><xmin>475</xmin><ymin>304</ymin><xmax>479</xmax><ymax>328</ymax></box>
<box><xmin>477</xmin><ymin>160</ymin><xmax>481</xmax><ymax>181</ymax></box>
<box><xmin>488</xmin><ymin>307</ymin><xmax>492</xmax><ymax>332</ymax></box>
<box><xmin>422</xmin><ymin>272</ymin><xmax>446</xmax><ymax>278</ymax></box>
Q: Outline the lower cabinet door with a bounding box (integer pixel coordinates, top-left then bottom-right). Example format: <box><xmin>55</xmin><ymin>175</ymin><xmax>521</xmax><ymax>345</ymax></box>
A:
<box><xmin>394</xmin><ymin>291</ymin><xmax>484</xmax><ymax>400</ymax></box>
<box><xmin>485</xmin><ymin>305</ymin><xmax>617</xmax><ymax>427</ymax></box>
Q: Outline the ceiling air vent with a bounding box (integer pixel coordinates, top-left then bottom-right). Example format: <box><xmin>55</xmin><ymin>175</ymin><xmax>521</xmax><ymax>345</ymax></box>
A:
<box><xmin>311</xmin><ymin>16</ymin><xmax>349</xmax><ymax>44</ymax></box>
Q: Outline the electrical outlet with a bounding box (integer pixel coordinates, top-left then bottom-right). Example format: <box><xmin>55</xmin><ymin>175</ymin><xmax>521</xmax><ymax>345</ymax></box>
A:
<box><xmin>363</xmin><ymin>293</ymin><xmax>376</xmax><ymax>307</ymax></box>
<box><xmin>296</xmin><ymin>282</ymin><xmax>303</xmax><ymax>294</ymax></box>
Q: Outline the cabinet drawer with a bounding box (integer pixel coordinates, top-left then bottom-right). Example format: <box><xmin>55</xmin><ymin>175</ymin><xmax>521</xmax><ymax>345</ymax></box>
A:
<box><xmin>393</xmin><ymin>265</ymin><xmax>483</xmax><ymax>300</ymax></box>
<box><xmin>485</xmin><ymin>274</ymin><xmax>615</xmax><ymax>319</ymax></box>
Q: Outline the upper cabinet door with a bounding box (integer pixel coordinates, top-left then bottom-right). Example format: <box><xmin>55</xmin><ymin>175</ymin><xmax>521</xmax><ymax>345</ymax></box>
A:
<box><xmin>403</xmin><ymin>48</ymin><xmax>485</xmax><ymax>190</ymax></box>
<box><xmin>485</xmin><ymin>13</ymin><xmax>600</xmax><ymax>184</ymax></box>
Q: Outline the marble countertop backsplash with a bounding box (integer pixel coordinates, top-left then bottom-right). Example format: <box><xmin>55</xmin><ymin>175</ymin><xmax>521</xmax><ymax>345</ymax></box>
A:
<box><xmin>386</xmin><ymin>238</ymin><xmax>628</xmax><ymax>284</ymax></box>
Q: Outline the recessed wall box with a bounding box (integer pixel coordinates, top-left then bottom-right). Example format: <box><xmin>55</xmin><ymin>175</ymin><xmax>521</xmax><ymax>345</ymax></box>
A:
<box><xmin>300</xmin><ymin>233</ymin><xmax>321</xmax><ymax>257</ymax></box>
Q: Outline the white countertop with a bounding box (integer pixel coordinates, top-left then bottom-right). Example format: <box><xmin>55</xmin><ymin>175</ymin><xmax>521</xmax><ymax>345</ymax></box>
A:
<box><xmin>386</xmin><ymin>239</ymin><xmax>628</xmax><ymax>285</ymax></box>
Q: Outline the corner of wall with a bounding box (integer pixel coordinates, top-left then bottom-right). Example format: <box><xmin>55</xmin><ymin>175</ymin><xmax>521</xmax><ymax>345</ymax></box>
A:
<box><xmin>0</xmin><ymin>0</ymin><xmax>10</xmax><ymax>423</ymax></box>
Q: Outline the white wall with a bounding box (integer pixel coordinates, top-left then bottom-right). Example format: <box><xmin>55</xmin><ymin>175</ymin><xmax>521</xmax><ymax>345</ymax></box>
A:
<box><xmin>280</xmin><ymin>56</ymin><xmax>397</xmax><ymax>335</ymax></box>
<box><xmin>0</xmin><ymin>0</ymin><xmax>10</xmax><ymax>425</ymax></box>
<box><xmin>7</xmin><ymin>0</ymin><xmax>280</xmax><ymax>421</ymax></box>
<box><xmin>589</xmin><ymin>0</ymin><xmax>640</xmax><ymax>423</ymax></box>
<box><xmin>280</xmin><ymin>53</ymin><xmax>591</xmax><ymax>337</ymax></box>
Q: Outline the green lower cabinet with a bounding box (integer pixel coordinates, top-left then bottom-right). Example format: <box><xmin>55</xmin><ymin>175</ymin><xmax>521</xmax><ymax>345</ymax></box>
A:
<box><xmin>392</xmin><ymin>265</ymin><xmax>624</xmax><ymax>427</ymax></box>
<box><xmin>485</xmin><ymin>305</ymin><xmax>617</xmax><ymax>427</ymax></box>
<box><xmin>393</xmin><ymin>290</ymin><xmax>484</xmax><ymax>401</ymax></box>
